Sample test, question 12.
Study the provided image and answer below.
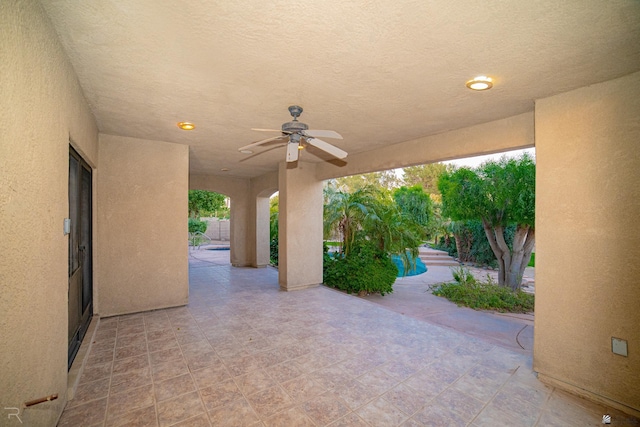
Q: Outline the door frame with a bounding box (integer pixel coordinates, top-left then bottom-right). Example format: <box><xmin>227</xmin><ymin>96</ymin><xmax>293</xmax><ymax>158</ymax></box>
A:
<box><xmin>68</xmin><ymin>145</ymin><xmax>93</xmax><ymax>369</ymax></box>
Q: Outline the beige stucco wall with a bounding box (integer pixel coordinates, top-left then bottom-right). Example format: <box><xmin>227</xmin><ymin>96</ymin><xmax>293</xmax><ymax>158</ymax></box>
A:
<box><xmin>0</xmin><ymin>0</ymin><xmax>99</xmax><ymax>424</ymax></box>
<box><xmin>316</xmin><ymin>112</ymin><xmax>534</xmax><ymax>180</ymax></box>
<box><xmin>278</xmin><ymin>162</ymin><xmax>324</xmax><ymax>290</ymax></box>
<box><xmin>534</xmin><ymin>72</ymin><xmax>640</xmax><ymax>414</ymax></box>
<box><xmin>96</xmin><ymin>134</ymin><xmax>188</xmax><ymax>316</ymax></box>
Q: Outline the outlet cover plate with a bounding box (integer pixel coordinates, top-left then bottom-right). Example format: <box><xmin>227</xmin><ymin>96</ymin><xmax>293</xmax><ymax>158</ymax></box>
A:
<box><xmin>612</xmin><ymin>337</ymin><xmax>628</xmax><ymax>357</ymax></box>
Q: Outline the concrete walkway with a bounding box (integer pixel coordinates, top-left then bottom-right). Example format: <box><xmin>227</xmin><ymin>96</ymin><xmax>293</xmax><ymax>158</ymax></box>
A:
<box><xmin>362</xmin><ymin>266</ymin><xmax>534</xmax><ymax>354</ymax></box>
<box><xmin>190</xmin><ymin>246</ymin><xmax>535</xmax><ymax>354</ymax></box>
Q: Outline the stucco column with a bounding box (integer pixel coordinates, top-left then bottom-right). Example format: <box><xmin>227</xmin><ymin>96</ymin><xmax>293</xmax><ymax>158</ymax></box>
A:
<box><xmin>533</xmin><ymin>72</ymin><xmax>640</xmax><ymax>415</ymax></box>
<box><xmin>229</xmin><ymin>193</ymin><xmax>250</xmax><ymax>267</ymax></box>
<box><xmin>254</xmin><ymin>196</ymin><xmax>271</xmax><ymax>267</ymax></box>
<box><xmin>278</xmin><ymin>162</ymin><xmax>323</xmax><ymax>291</ymax></box>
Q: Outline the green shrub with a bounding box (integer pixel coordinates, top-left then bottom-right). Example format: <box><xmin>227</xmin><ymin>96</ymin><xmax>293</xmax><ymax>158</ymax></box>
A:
<box><xmin>433</xmin><ymin>267</ymin><xmax>534</xmax><ymax>313</ymax></box>
<box><xmin>528</xmin><ymin>253</ymin><xmax>535</xmax><ymax>267</ymax></box>
<box><xmin>435</xmin><ymin>235</ymin><xmax>457</xmax><ymax>257</ymax></box>
<box><xmin>469</xmin><ymin>221</ymin><xmax>516</xmax><ymax>267</ymax></box>
<box><xmin>269</xmin><ymin>204</ymin><xmax>278</xmax><ymax>266</ymax></box>
<box><xmin>323</xmin><ymin>241</ymin><xmax>398</xmax><ymax>295</ymax></box>
<box><xmin>438</xmin><ymin>221</ymin><xmax>516</xmax><ymax>268</ymax></box>
<box><xmin>270</xmin><ymin>238</ymin><xmax>278</xmax><ymax>266</ymax></box>
<box><xmin>451</xmin><ymin>265</ymin><xmax>475</xmax><ymax>284</ymax></box>
<box><xmin>188</xmin><ymin>217</ymin><xmax>207</xmax><ymax>234</ymax></box>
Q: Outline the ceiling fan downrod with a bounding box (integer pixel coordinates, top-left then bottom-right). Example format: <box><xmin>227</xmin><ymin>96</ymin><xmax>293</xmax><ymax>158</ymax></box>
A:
<box><xmin>288</xmin><ymin>105</ymin><xmax>303</xmax><ymax>121</ymax></box>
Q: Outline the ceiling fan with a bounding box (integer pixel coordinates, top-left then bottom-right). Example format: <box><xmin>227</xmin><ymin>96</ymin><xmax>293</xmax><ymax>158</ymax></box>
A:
<box><xmin>238</xmin><ymin>105</ymin><xmax>347</xmax><ymax>163</ymax></box>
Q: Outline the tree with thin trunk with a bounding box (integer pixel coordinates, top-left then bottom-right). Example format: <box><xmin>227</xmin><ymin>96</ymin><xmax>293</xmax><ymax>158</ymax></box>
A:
<box><xmin>438</xmin><ymin>154</ymin><xmax>535</xmax><ymax>290</ymax></box>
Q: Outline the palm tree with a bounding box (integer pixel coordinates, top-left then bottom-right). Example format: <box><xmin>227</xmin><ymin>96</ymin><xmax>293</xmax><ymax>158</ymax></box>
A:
<box><xmin>323</xmin><ymin>183</ymin><xmax>422</xmax><ymax>273</ymax></box>
<box><xmin>364</xmin><ymin>191</ymin><xmax>422</xmax><ymax>272</ymax></box>
<box><xmin>323</xmin><ymin>183</ymin><xmax>379</xmax><ymax>256</ymax></box>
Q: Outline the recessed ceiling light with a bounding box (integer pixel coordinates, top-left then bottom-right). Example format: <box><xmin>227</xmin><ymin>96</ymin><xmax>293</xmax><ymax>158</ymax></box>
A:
<box><xmin>466</xmin><ymin>76</ymin><xmax>493</xmax><ymax>91</ymax></box>
<box><xmin>177</xmin><ymin>122</ymin><xmax>195</xmax><ymax>130</ymax></box>
<box><xmin>221</xmin><ymin>168</ymin><xmax>229</xmax><ymax>172</ymax></box>
<box><xmin>240</xmin><ymin>150</ymin><xmax>253</xmax><ymax>154</ymax></box>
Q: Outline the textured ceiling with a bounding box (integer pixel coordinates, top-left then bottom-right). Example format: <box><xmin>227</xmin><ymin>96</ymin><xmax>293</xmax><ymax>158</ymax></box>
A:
<box><xmin>40</xmin><ymin>0</ymin><xmax>640</xmax><ymax>178</ymax></box>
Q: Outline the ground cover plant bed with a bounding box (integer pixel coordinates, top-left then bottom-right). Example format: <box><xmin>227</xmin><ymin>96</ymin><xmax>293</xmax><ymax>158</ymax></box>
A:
<box><xmin>433</xmin><ymin>267</ymin><xmax>534</xmax><ymax>313</ymax></box>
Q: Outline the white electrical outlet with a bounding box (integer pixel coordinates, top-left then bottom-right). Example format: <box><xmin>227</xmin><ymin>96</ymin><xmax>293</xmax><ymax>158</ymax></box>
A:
<box><xmin>612</xmin><ymin>337</ymin><xmax>628</xmax><ymax>357</ymax></box>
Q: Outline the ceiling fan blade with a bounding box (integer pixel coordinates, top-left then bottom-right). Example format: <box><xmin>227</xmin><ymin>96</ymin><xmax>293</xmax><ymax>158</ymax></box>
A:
<box><xmin>285</xmin><ymin>142</ymin><xmax>299</xmax><ymax>162</ymax></box>
<box><xmin>251</xmin><ymin>128</ymin><xmax>284</xmax><ymax>132</ymax></box>
<box><xmin>303</xmin><ymin>130</ymin><xmax>343</xmax><ymax>140</ymax></box>
<box><xmin>238</xmin><ymin>143</ymin><xmax>287</xmax><ymax>162</ymax></box>
<box><xmin>238</xmin><ymin>135</ymin><xmax>288</xmax><ymax>151</ymax></box>
<box><xmin>306</xmin><ymin>138</ymin><xmax>348</xmax><ymax>159</ymax></box>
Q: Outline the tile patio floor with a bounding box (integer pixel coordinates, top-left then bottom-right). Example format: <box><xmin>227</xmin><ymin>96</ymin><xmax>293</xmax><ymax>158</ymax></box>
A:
<box><xmin>58</xmin><ymin>251</ymin><xmax>638</xmax><ymax>426</ymax></box>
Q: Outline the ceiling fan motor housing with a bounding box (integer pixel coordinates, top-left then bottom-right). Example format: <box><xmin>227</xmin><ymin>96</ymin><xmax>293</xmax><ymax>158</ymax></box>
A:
<box><xmin>282</xmin><ymin>120</ymin><xmax>308</xmax><ymax>133</ymax></box>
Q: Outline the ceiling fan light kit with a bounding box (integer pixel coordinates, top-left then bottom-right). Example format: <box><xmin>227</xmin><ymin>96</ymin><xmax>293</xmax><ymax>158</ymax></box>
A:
<box><xmin>239</xmin><ymin>106</ymin><xmax>347</xmax><ymax>163</ymax></box>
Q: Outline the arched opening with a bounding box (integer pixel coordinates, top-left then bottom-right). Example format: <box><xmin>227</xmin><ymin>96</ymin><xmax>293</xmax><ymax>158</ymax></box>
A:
<box><xmin>188</xmin><ymin>189</ymin><xmax>232</xmax><ymax>267</ymax></box>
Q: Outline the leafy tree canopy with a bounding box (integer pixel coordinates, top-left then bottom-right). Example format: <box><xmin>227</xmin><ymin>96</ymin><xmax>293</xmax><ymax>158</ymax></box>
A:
<box><xmin>330</xmin><ymin>170</ymin><xmax>400</xmax><ymax>193</ymax></box>
<box><xmin>393</xmin><ymin>185</ymin><xmax>433</xmax><ymax>229</ymax></box>
<box><xmin>402</xmin><ymin>163</ymin><xmax>452</xmax><ymax>198</ymax></box>
<box><xmin>438</xmin><ymin>154</ymin><xmax>535</xmax><ymax>290</ymax></box>
<box><xmin>439</xmin><ymin>154</ymin><xmax>535</xmax><ymax>227</ymax></box>
<box><xmin>269</xmin><ymin>194</ymin><xmax>279</xmax><ymax>216</ymax></box>
<box><xmin>188</xmin><ymin>190</ymin><xmax>226</xmax><ymax>218</ymax></box>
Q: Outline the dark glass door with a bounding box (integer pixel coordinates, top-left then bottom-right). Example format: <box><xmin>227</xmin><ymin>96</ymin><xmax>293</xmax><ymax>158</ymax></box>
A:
<box><xmin>68</xmin><ymin>147</ymin><xmax>93</xmax><ymax>369</ymax></box>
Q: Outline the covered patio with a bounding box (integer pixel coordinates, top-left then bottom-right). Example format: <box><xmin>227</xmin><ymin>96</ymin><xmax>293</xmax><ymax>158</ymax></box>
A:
<box><xmin>3</xmin><ymin>1</ymin><xmax>639</xmax><ymax>425</ymax></box>
<box><xmin>57</xmin><ymin>251</ymin><xmax>635</xmax><ymax>426</ymax></box>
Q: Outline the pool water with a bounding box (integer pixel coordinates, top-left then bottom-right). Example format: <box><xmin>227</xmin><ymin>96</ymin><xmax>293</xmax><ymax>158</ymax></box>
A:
<box><xmin>392</xmin><ymin>254</ymin><xmax>427</xmax><ymax>277</ymax></box>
